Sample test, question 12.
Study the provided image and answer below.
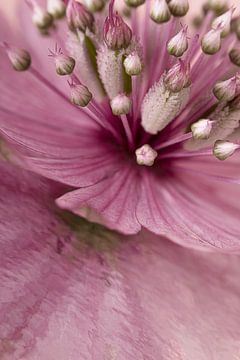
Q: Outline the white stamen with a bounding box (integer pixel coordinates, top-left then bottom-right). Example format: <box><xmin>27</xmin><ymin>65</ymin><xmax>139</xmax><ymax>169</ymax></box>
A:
<box><xmin>229</xmin><ymin>48</ymin><xmax>240</xmax><ymax>67</ymax></box>
<box><xmin>97</xmin><ymin>45</ymin><xmax>124</xmax><ymax>99</ymax></box>
<box><xmin>30</xmin><ymin>2</ymin><xmax>53</xmax><ymax>30</ymax></box>
<box><xmin>135</xmin><ymin>144</ymin><xmax>158</xmax><ymax>166</ymax></box>
<box><xmin>110</xmin><ymin>94</ymin><xmax>131</xmax><ymax>115</ymax></box>
<box><xmin>150</xmin><ymin>0</ymin><xmax>171</xmax><ymax>24</ymax></box>
<box><xmin>70</xmin><ymin>83</ymin><xmax>92</xmax><ymax>107</ymax></box>
<box><xmin>213</xmin><ymin>140</ymin><xmax>239</xmax><ymax>160</ymax></box>
<box><xmin>201</xmin><ymin>28</ymin><xmax>221</xmax><ymax>54</ymax></box>
<box><xmin>208</xmin><ymin>0</ymin><xmax>227</xmax><ymax>13</ymax></box>
<box><xmin>55</xmin><ymin>55</ymin><xmax>75</xmax><ymax>75</ymax></box>
<box><xmin>191</xmin><ymin>119</ymin><xmax>214</xmax><ymax>140</ymax></box>
<box><xmin>4</xmin><ymin>45</ymin><xmax>31</xmax><ymax>71</ymax></box>
<box><xmin>123</xmin><ymin>52</ymin><xmax>142</xmax><ymax>76</ymax></box>
<box><xmin>168</xmin><ymin>0</ymin><xmax>189</xmax><ymax>17</ymax></box>
<box><xmin>167</xmin><ymin>25</ymin><xmax>188</xmax><ymax>57</ymax></box>
<box><xmin>212</xmin><ymin>8</ymin><xmax>234</xmax><ymax>38</ymax></box>
<box><xmin>213</xmin><ymin>76</ymin><xmax>238</xmax><ymax>102</ymax></box>
<box><xmin>164</xmin><ymin>60</ymin><xmax>190</xmax><ymax>93</ymax></box>
<box><xmin>124</xmin><ymin>0</ymin><xmax>145</xmax><ymax>7</ymax></box>
<box><xmin>141</xmin><ymin>76</ymin><xmax>190</xmax><ymax>134</ymax></box>
<box><xmin>47</xmin><ymin>0</ymin><xmax>66</xmax><ymax>19</ymax></box>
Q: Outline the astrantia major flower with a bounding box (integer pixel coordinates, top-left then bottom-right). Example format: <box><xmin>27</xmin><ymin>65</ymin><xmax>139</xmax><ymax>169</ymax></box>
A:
<box><xmin>1</xmin><ymin>0</ymin><xmax>240</xmax><ymax>250</ymax></box>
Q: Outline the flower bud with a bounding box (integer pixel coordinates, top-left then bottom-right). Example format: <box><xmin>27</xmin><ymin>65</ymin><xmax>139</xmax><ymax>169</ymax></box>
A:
<box><xmin>135</xmin><ymin>144</ymin><xmax>158</xmax><ymax>166</ymax></box>
<box><xmin>164</xmin><ymin>60</ymin><xmax>190</xmax><ymax>92</ymax></box>
<box><xmin>167</xmin><ymin>25</ymin><xmax>188</xmax><ymax>57</ymax></box>
<box><xmin>123</xmin><ymin>52</ymin><xmax>142</xmax><ymax>76</ymax></box>
<box><xmin>229</xmin><ymin>48</ymin><xmax>240</xmax><ymax>67</ymax></box>
<box><xmin>191</xmin><ymin>119</ymin><xmax>213</xmax><ymax>140</ymax></box>
<box><xmin>5</xmin><ymin>44</ymin><xmax>31</xmax><ymax>71</ymax></box>
<box><xmin>212</xmin><ymin>8</ymin><xmax>233</xmax><ymax>38</ymax></box>
<box><xmin>213</xmin><ymin>140</ymin><xmax>239</xmax><ymax>160</ymax></box>
<box><xmin>208</xmin><ymin>0</ymin><xmax>228</xmax><ymax>14</ymax></box>
<box><xmin>124</xmin><ymin>0</ymin><xmax>145</xmax><ymax>7</ymax></box>
<box><xmin>104</xmin><ymin>0</ymin><xmax>132</xmax><ymax>51</ymax></box>
<box><xmin>201</xmin><ymin>28</ymin><xmax>221</xmax><ymax>54</ymax></box>
<box><xmin>83</xmin><ymin>0</ymin><xmax>105</xmax><ymax>12</ymax></box>
<box><xmin>47</xmin><ymin>0</ymin><xmax>66</xmax><ymax>19</ymax></box>
<box><xmin>110</xmin><ymin>94</ymin><xmax>131</xmax><ymax>115</ymax></box>
<box><xmin>213</xmin><ymin>76</ymin><xmax>238</xmax><ymax>101</ymax></box>
<box><xmin>49</xmin><ymin>46</ymin><xmax>76</xmax><ymax>75</ymax></box>
<box><xmin>66</xmin><ymin>0</ymin><xmax>94</xmax><ymax>32</ymax></box>
<box><xmin>150</xmin><ymin>0</ymin><xmax>171</xmax><ymax>24</ymax></box>
<box><xmin>167</xmin><ymin>0</ymin><xmax>189</xmax><ymax>17</ymax></box>
<box><xmin>69</xmin><ymin>82</ymin><xmax>92</xmax><ymax>106</ymax></box>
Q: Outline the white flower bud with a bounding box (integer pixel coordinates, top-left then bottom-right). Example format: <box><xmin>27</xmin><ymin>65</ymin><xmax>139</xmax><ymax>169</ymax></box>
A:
<box><xmin>213</xmin><ymin>140</ymin><xmax>239</xmax><ymax>160</ymax></box>
<box><xmin>201</xmin><ymin>28</ymin><xmax>221</xmax><ymax>54</ymax></box>
<box><xmin>123</xmin><ymin>52</ymin><xmax>142</xmax><ymax>76</ymax></box>
<box><xmin>124</xmin><ymin>0</ymin><xmax>145</xmax><ymax>7</ymax></box>
<box><xmin>55</xmin><ymin>55</ymin><xmax>75</xmax><ymax>75</ymax></box>
<box><xmin>212</xmin><ymin>8</ymin><xmax>233</xmax><ymax>38</ymax></box>
<box><xmin>135</xmin><ymin>144</ymin><xmax>158</xmax><ymax>166</ymax></box>
<box><xmin>213</xmin><ymin>76</ymin><xmax>238</xmax><ymax>102</ymax></box>
<box><xmin>32</xmin><ymin>4</ymin><xmax>53</xmax><ymax>30</ymax></box>
<box><xmin>150</xmin><ymin>0</ymin><xmax>171</xmax><ymax>24</ymax></box>
<box><xmin>167</xmin><ymin>25</ymin><xmax>188</xmax><ymax>57</ymax></box>
<box><xmin>229</xmin><ymin>48</ymin><xmax>240</xmax><ymax>67</ymax></box>
<box><xmin>168</xmin><ymin>0</ymin><xmax>189</xmax><ymax>17</ymax></box>
<box><xmin>83</xmin><ymin>0</ymin><xmax>105</xmax><ymax>12</ymax></box>
<box><xmin>47</xmin><ymin>0</ymin><xmax>66</xmax><ymax>19</ymax></box>
<box><xmin>191</xmin><ymin>119</ymin><xmax>213</xmax><ymax>140</ymax></box>
<box><xmin>70</xmin><ymin>83</ymin><xmax>92</xmax><ymax>107</ymax></box>
<box><xmin>110</xmin><ymin>94</ymin><xmax>131</xmax><ymax>115</ymax></box>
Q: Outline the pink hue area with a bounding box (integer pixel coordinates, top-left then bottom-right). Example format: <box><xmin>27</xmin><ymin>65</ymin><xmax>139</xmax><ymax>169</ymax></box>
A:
<box><xmin>0</xmin><ymin>1</ymin><xmax>240</xmax><ymax>251</ymax></box>
<box><xmin>1</xmin><ymin>160</ymin><xmax>240</xmax><ymax>359</ymax></box>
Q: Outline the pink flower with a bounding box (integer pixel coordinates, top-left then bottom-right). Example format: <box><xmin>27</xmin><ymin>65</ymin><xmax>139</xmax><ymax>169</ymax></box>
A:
<box><xmin>1</xmin><ymin>160</ymin><xmax>240</xmax><ymax>359</ymax></box>
<box><xmin>1</xmin><ymin>0</ymin><xmax>240</xmax><ymax>250</ymax></box>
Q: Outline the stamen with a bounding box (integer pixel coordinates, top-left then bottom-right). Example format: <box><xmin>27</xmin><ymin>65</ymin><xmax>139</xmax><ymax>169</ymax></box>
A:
<box><xmin>48</xmin><ymin>44</ymin><xmax>75</xmax><ymax>75</ymax></box>
<box><xmin>167</xmin><ymin>24</ymin><xmax>188</xmax><ymax>57</ymax></box>
<box><xmin>66</xmin><ymin>0</ymin><xmax>94</xmax><ymax>33</ymax></box>
<box><xmin>123</xmin><ymin>52</ymin><xmax>142</xmax><ymax>76</ymax></box>
<box><xmin>103</xmin><ymin>0</ymin><xmax>132</xmax><ymax>50</ymax></box>
<box><xmin>1</xmin><ymin>42</ymin><xmax>31</xmax><ymax>71</ymax></box>
<box><xmin>167</xmin><ymin>0</ymin><xmax>189</xmax><ymax>17</ymax></box>
<box><xmin>191</xmin><ymin>119</ymin><xmax>214</xmax><ymax>140</ymax></box>
<box><xmin>124</xmin><ymin>0</ymin><xmax>145</xmax><ymax>7</ymax></box>
<box><xmin>213</xmin><ymin>75</ymin><xmax>238</xmax><ymax>102</ymax></box>
<box><xmin>68</xmin><ymin>76</ymin><xmax>92</xmax><ymax>106</ymax></box>
<box><xmin>135</xmin><ymin>144</ymin><xmax>158</xmax><ymax>166</ymax></box>
<box><xmin>208</xmin><ymin>0</ymin><xmax>228</xmax><ymax>14</ymax></box>
<box><xmin>110</xmin><ymin>93</ymin><xmax>131</xmax><ymax>115</ymax></box>
<box><xmin>150</xmin><ymin>0</ymin><xmax>171</xmax><ymax>24</ymax></box>
<box><xmin>47</xmin><ymin>0</ymin><xmax>66</xmax><ymax>19</ymax></box>
<box><xmin>213</xmin><ymin>140</ymin><xmax>239</xmax><ymax>160</ymax></box>
<box><xmin>211</xmin><ymin>8</ymin><xmax>234</xmax><ymax>38</ymax></box>
<box><xmin>25</xmin><ymin>0</ymin><xmax>53</xmax><ymax>30</ymax></box>
<box><xmin>164</xmin><ymin>59</ymin><xmax>191</xmax><ymax>93</ymax></box>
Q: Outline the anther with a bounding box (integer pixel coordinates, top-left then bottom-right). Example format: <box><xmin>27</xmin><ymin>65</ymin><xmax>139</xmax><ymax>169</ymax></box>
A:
<box><xmin>103</xmin><ymin>0</ymin><xmax>132</xmax><ymax>50</ymax></box>
<box><xmin>229</xmin><ymin>48</ymin><xmax>240</xmax><ymax>67</ymax></box>
<box><xmin>208</xmin><ymin>0</ymin><xmax>228</xmax><ymax>14</ymax></box>
<box><xmin>164</xmin><ymin>59</ymin><xmax>191</xmax><ymax>93</ymax></box>
<box><xmin>167</xmin><ymin>0</ymin><xmax>189</xmax><ymax>17</ymax></box>
<box><xmin>167</xmin><ymin>25</ymin><xmax>188</xmax><ymax>57</ymax></box>
<box><xmin>124</xmin><ymin>0</ymin><xmax>145</xmax><ymax>7</ymax></box>
<box><xmin>213</xmin><ymin>140</ymin><xmax>239</xmax><ymax>160</ymax></box>
<box><xmin>82</xmin><ymin>0</ymin><xmax>105</xmax><ymax>12</ymax></box>
<box><xmin>48</xmin><ymin>44</ymin><xmax>75</xmax><ymax>75</ymax></box>
<box><xmin>26</xmin><ymin>0</ymin><xmax>53</xmax><ymax>30</ymax></box>
<box><xmin>150</xmin><ymin>0</ymin><xmax>171</xmax><ymax>24</ymax></box>
<box><xmin>66</xmin><ymin>0</ymin><xmax>94</xmax><ymax>33</ymax></box>
<box><xmin>110</xmin><ymin>93</ymin><xmax>131</xmax><ymax>115</ymax></box>
<box><xmin>1</xmin><ymin>42</ymin><xmax>31</xmax><ymax>71</ymax></box>
<box><xmin>68</xmin><ymin>77</ymin><xmax>92</xmax><ymax>107</ymax></box>
<box><xmin>212</xmin><ymin>8</ymin><xmax>234</xmax><ymax>38</ymax></box>
<box><xmin>201</xmin><ymin>28</ymin><xmax>222</xmax><ymax>54</ymax></box>
<box><xmin>213</xmin><ymin>75</ymin><xmax>238</xmax><ymax>102</ymax></box>
<box><xmin>191</xmin><ymin>119</ymin><xmax>214</xmax><ymax>140</ymax></box>
<box><xmin>123</xmin><ymin>52</ymin><xmax>142</xmax><ymax>76</ymax></box>
<box><xmin>135</xmin><ymin>144</ymin><xmax>158</xmax><ymax>166</ymax></box>
<box><xmin>47</xmin><ymin>0</ymin><xmax>66</xmax><ymax>19</ymax></box>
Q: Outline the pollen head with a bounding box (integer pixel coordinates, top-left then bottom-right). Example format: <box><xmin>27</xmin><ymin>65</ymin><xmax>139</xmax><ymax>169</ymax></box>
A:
<box><xmin>191</xmin><ymin>119</ymin><xmax>213</xmax><ymax>140</ymax></box>
<box><xmin>83</xmin><ymin>0</ymin><xmax>105</xmax><ymax>12</ymax></box>
<box><xmin>123</xmin><ymin>52</ymin><xmax>142</xmax><ymax>76</ymax></box>
<box><xmin>213</xmin><ymin>76</ymin><xmax>238</xmax><ymax>102</ymax></box>
<box><xmin>150</xmin><ymin>0</ymin><xmax>171</xmax><ymax>24</ymax></box>
<box><xmin>167</xmin><ymin>25</ymin><xmax>188</xmax><ymax>57</ymax></box>
<box><xmin>2</xmin><ymin>43</ymin><xmax>31</xmax><ymax>71</ymax></box>
<box><xmin>66</xmin><ymin>0</ymin><xmax>94</xmax><ymax>33</ymax></box>
<box><xmin>103</xmin><ymin>0</ymin><xmax>132</xmax><ymax>51</ymax></box>
<box><xmin>135</xmin><ymin>144</ymin><xmax>158</xmax><ymax>166</ymax></box>
<box><xmin>110</xmin><ymin>94</ymin><xmax>131</xmax><ymax>115</ymax></box>
<box><xmin>69</xmin><ymin>80</ymin><xmax>92</xmax><ymax>107</ymax></box>
<box><xmin>164</xmin><ymin>59</ymin><xmax>190</xmax><ymax>93</ymax></box>
<box><xmin>26</xmin><ymin>0</ymin><xmax>53</xmax><ymax>30</ymax></box>
<box><xmin>201</xmin><ymin>28</ymin><xmax>221</xmax><ymax>55</ymax></box>
<box><xmin>47</xmin><ymin>0</ymin><xmax>66</xmax><ymax>19</ymax></box>
<box><xmin>124</xmin><ymin>0</ymin><xmax>145</xmax><ymax>8</ymax></box>
<box><xmin>167</xmin><ymin>0</ymin><xmax>189</xmax><ymax>17</ymax></box>
<box><xmin>229</xmin><ymin>48</ymin><xmax>240</xmax><ymax>67</ymax></box>
<box><xmin>213</xmin><ymin>140</ymin><xmax>239</xmax><ymax>160</ymax></box>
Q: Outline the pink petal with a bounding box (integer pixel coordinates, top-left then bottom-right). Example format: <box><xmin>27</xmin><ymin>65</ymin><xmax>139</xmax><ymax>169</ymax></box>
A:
<box><xmin>1</xmin><ymin>161</ymin><xmax>240</xmax><ymax>359</ymax></box>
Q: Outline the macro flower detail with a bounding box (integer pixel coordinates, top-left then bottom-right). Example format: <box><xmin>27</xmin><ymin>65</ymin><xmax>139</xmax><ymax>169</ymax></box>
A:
<box><xmin>1</xmin><ymin>0</ymin><xmax>240</xmax><ymax>250</ymax></box>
